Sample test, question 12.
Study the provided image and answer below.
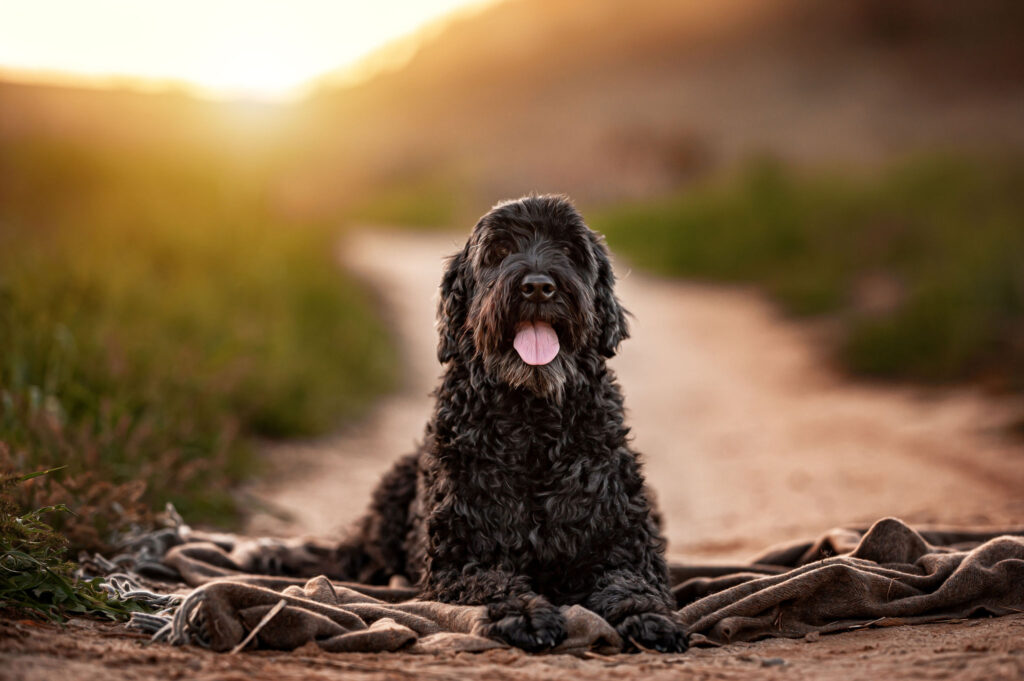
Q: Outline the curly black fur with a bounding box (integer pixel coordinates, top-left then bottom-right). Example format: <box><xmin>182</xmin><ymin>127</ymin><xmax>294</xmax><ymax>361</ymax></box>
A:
<box><xmin>336</xmin><ymin>196</ymin><xmax>686</xmax><ymax>653</ymax></box>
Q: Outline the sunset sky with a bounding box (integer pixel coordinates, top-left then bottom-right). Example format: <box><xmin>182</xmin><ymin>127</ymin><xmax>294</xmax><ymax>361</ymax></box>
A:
<box><xmin>0</xmin><ymin>0</ymin><xmax>489</xmax><ymax>100</ymax></box>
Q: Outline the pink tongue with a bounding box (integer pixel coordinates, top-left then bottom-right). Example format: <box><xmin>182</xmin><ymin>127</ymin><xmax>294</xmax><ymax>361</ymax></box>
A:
<box><xmin>514</xmin><ymin>321</ymin><xmax>560</xmax><ymax>366</ymax></box>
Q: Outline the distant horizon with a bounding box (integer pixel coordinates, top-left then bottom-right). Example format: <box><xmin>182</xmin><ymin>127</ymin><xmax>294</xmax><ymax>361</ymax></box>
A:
<box><xmin>0</xmin><ymin>0</ymin><xmax>494</xmax><ymax>102</ymax></box>
<box><xmin>0</xmin><ymin>64</ymin><xmax>323</xmax><ymax>105</ymax></box>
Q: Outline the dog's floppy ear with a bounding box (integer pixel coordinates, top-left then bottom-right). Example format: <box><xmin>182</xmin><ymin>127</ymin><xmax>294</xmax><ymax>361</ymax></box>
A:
<box><xmin>591</xmin><ymin>233</ymin><xmax>629</xmax><ymax>357</ymax></box>
<box><xmin>437</xmin><ymin>244</ymin><xmax>472</xmax><ymax>363</ymax></box>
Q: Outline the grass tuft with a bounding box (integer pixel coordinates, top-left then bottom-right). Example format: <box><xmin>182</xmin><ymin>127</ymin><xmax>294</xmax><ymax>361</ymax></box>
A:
<box><xmin>0</xmin><ymin>467</ymin><xmax>150</xmax><ymax>621</ymax></box>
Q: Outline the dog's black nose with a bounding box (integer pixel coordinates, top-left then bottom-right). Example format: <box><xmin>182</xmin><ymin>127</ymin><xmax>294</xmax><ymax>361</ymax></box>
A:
<box><xmin>520</xmin><ymin>273</ymin><xmax>556</xmax><ymax>302</ymax></box>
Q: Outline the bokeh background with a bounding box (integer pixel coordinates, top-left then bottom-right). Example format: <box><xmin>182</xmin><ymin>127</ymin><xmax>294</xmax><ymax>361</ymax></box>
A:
<box><xmin>2</xmin><ymin>0</ymin><xmax>1023</xmax><ymax>556</ymax></box>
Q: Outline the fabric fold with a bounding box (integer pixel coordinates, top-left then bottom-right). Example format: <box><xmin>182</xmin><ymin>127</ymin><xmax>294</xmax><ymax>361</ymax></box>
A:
<box><xmin>113</xmin><ymin>517</ymin><xmax>1024</xmax><ymax>653</ymax></box>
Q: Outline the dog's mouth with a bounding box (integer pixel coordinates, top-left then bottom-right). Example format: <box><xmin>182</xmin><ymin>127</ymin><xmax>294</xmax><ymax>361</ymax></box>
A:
<box><xmin>513</xmin><ymin>320</ymin><xmax>560</xmax><ymax>366</ymax></box>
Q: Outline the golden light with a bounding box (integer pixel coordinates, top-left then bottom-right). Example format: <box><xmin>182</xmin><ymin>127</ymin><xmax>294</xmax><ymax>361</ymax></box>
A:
<box><xmin>0</xmin><ymin>0</ymin><xmax>492</xmax><ymax>100</ymax></box>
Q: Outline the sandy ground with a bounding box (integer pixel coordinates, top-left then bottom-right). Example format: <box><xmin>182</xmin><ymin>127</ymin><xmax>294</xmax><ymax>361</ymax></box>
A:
<box><xmin>4</xmin><ymin>612</ymin><xmax>1024</xmax><ymax>681</ymax></box>
<box><xmin>3</xmin><ymin>229</ymin><xmax>1024</xmax><ymax>680</ymax></box>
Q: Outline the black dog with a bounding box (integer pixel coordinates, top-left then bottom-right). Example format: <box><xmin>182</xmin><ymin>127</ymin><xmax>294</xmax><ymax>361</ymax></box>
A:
<box><xmin>339</xmin><ymin>195</ymin><xmax>686</xmax><ymax>653</ymax></box>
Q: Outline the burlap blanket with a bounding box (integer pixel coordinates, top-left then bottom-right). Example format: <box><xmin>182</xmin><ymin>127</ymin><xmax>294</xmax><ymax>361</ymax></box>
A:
<box><xmin>105</xmin><ymin>517</ymin><xmax>1024</xmax><ymax>654</ymax></box>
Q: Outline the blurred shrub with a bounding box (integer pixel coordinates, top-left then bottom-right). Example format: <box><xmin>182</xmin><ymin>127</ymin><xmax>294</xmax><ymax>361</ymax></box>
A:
<box><xmin>343</xmin><ymin>175</ymin><xmax>463</xmax><ymax>229</ymax></box>
<box><xmin>592</xmin><ymin>155</ymin><xmax>1024</xmax><ymax>387</ymax></box>
<box><xmin>0</xmin><ymin>138</ymin><xmax>396</xmax><ymax>549</ymax></box>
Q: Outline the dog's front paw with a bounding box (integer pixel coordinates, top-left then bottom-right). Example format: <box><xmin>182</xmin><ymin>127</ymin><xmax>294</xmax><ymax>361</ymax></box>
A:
<box><xmin>483</xmin><ymin>597</ymin><xmax>567</xmax><ymax>653</ymax></box>
<box><xmin>617</xmin><ymin>612</ymin><xmax>688</xmax><ymax>653</ymax></box>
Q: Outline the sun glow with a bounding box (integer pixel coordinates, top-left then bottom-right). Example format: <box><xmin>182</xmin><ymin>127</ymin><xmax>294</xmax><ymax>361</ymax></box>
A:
<box><xmin>0</xmin><ymin>0</ymin><xmax>490</xmax><ymax>101</ymax></box>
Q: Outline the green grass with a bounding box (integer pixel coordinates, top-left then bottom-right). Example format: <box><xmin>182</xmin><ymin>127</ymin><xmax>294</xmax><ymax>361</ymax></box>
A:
<box><xmin>0</xmin><ymin>468</ymin><xmax>151</xmax><ymax>621</ymax></box>
<box><xmin>0</xmin><ymin>137</ymin><xmax>396</xmax><ymax>551</ymax></box>
<box><xmin>591</xmin><ymin>155</ymin><xmax>1024</xmax><ymax>387</ymax></box>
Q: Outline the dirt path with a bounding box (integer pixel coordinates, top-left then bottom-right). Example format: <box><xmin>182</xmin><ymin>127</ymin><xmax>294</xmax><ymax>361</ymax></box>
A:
<box><xmin>242</xmin><ymin>230</ymin><xmax>460</xmax><ymax>538</ymax></box>
<box><xmin>5</xmin><ymin>228</ymin><xmax>1024</xmax><ymax>681</ymax></box>
<box><xmin>244</xmin><ymin>229</ymin><xmax>1024</xmax><ymax>559</ymax></box>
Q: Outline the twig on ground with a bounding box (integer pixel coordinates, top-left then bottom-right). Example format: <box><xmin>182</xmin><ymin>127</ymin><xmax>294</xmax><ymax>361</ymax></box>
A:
<box><xmin>229</xmin><ymin>598</ymin><xmax>287</xmax><ymax>655</ymax></box>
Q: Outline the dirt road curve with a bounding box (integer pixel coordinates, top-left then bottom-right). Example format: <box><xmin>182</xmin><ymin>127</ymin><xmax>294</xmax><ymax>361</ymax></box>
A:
<box><xmin>246</xmin><ymin>229</ymin><xmax>1024</xmax><ymax>557</ymax></box>
<box><xmin>4</xmin><ymin>229</ymin><xmax>1023</xmax><ymax>681</ymax></box>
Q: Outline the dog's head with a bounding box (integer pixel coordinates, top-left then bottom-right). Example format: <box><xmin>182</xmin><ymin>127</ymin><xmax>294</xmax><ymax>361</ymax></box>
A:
<box><xmin>437</xmin><ymin>195</ymin><xmax>628</xmax><ymax>398</ymax></box>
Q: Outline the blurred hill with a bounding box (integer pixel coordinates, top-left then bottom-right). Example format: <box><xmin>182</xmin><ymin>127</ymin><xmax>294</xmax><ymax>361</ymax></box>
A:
<box><xmin>296</xmin><ymin>0</ymin><xmax>1024</xmax><ymax>217</ymax></box>
<box><xmin>0</xmin><ymin>80</ymin><xmax>296</xmax><ymax>162</ymax></box>
<box><xmin>2</xmin><ymin>0</ymin><xmax>1023</xmax><ymax>220</ymax></box>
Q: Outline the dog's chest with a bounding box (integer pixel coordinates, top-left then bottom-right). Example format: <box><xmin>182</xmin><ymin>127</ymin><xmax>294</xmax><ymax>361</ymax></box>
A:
<box><xmin>482</xmin><ymin>419</ymin><xmax>629</xmax><ymax>561</ymax></box>
<box><xmin>432</xmin><ymin>384</ymin><xmax>642</xmax><ymax>584</ymax></box>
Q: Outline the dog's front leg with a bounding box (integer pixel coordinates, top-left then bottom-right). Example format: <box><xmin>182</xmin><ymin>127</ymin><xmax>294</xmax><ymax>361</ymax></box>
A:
<box><xmin>424</xmin><ymin>566</ymin><xmax>567</xmax><ymax>652</ymax></box>
<box><xmin>585</xmin><ymin>569</ymin><xmax>688</xmax><ymax>653</ymax></box>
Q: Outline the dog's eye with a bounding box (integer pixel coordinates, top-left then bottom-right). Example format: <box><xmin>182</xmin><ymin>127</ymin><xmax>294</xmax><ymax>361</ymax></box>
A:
<box><xmin>486</xmin><ymin>244</ymin><xmax>511</xmax><ymax>266</ymax></box>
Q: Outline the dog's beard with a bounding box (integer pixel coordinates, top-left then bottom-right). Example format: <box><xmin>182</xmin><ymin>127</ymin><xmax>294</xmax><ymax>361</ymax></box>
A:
<box><xmin>469</xmin><ymin>265</ymin><xmax>593</xmax><ymax>402</ymax></box>
<box><xmin>484</xmin><ymin>350</ymin><xmax>578</xmax><ymax>403</ymax></box>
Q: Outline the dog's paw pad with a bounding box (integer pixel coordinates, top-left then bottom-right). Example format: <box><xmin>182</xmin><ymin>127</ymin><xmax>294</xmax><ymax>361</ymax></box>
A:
<box><xmin>617</xmin><ymin>612</ymin><xmax>688</xmax><ymax>653</ymax></box>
